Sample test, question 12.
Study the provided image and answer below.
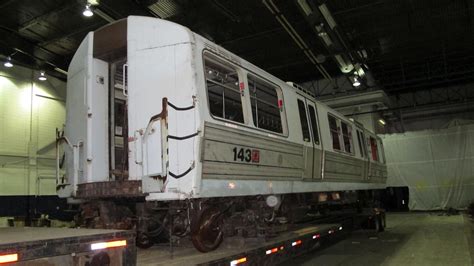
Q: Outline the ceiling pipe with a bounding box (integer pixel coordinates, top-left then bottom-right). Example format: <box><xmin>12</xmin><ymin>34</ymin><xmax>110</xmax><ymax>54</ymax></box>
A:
<box><xmin>295</xmin><ymin>0</ymin><xmax>375</xmax><ymax>88</ymax></box>
<box><xmin>262</xmin><ymin>0</ymin><xmax>335</xmax><ymax>86</ymax></box>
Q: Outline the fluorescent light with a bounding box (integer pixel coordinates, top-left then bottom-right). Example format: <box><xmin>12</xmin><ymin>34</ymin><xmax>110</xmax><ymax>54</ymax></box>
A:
<box><xmin>38</xmin><ymin>71</ymin><xmax>47</xmax><ymax>81</ymax></box>
<box><xmin>83</xmin><ymin>4</ymin><xmax>94</xmax><ymax>17</ymax></box>
<box><xmin>378</xmin><ymin>119</ymin><xmax>386</xmax><ymax>126</ymax></box>
<box><xmin>4</xmin><ymin>57</ymin><xmax>13</xmax><ymax>68</ymax></box>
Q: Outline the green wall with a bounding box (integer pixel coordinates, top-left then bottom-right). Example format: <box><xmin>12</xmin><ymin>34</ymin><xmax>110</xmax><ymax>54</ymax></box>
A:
<box><xmin>0</xmin><ymin>66</ymin><xmax>66</xmax><ymax>196</ymax></box>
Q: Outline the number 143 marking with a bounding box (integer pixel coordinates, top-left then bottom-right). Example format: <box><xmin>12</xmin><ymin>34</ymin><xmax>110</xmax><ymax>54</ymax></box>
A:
<box><xmin>232</xmin><ymin>147</ymin><xmax>260</xmax><ymax>163</ymax></box>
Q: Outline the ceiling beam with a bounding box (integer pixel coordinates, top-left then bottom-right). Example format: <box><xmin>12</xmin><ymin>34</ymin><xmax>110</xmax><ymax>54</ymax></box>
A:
<box><xmin>38</xmin><ymin>22</ymin><xmax>103</xmax><ymax>47</ymax></box>
<box><xmin>18</xmin><ymin>2</ymin><xmax>77</xmax><ymax>32</ymax></box>
<box><xmin>0</xmin><ymin>26</ymin><xmax>69</xmax><ymax>72</ymax></box>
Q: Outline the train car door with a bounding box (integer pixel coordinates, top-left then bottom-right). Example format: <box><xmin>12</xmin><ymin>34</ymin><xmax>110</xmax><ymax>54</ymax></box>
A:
<box><xmin>296</xmin><ymin>96</ymin><xmax>314</xmax><ymax>180</ymax></box>
<box><xmin>306</xmin><ymin>100</ymin><xmax>323</xmax><ymax>180</ymax></box>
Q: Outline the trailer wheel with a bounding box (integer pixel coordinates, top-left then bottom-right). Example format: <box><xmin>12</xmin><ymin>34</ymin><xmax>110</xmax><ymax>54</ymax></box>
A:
<box><xmin>191</xmin><ymin>207</ymin><xmax>224</xmax><ymax>253</ymax></box>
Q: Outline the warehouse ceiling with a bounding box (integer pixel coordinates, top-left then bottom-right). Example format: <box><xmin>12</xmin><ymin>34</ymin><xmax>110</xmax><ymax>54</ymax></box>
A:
<box><xmin>1</xmin><ymin>0</ymin><xmax>473</xmax><ymax>97</ymax></box>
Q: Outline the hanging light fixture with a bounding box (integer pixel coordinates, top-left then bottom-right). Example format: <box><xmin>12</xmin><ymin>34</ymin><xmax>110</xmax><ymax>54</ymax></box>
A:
<box><xmin>38</xmin><ymin>71</ymin><xmax>47</xmax><ymax>81</ymax></box>
<box><xmin>352</xmin><ymin>75</ymin><xmax>361</xmax><ymax>87</ymax></box>
<box><xmin>3</xmin><ymin>56</ymin><xmax>13</xmax><ymax>68</ymax></box>
<box><xmin>83</xmin><ymin>4</ymin><xmax>94</xmax><ymax>17</ymax></box>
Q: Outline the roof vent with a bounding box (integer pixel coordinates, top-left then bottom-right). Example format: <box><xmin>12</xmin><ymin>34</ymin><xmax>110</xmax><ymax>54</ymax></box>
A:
<box><xmin>286</xmin><ymin>81</ymin><xmax>315</xmax><ymax>97</ymax></box>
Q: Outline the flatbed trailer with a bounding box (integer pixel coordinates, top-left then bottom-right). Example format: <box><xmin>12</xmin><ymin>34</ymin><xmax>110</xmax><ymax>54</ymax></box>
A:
<box><xmin>0</xmin><ymin>227</ymin><xmax>136</xmax><ymax>265</ymax></box>
<box><xmin>138</xmin><ymin>223</ymin><xmax>346</xmax><ymax>266</ymax></box>
<box><xmin>138</xmin><ymin>210</ymin><xmax>385</xmax><ymax>266</ymax></box>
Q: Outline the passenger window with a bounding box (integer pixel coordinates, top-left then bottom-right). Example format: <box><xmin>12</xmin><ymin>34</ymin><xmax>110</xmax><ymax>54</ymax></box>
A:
<box><xmin>297</xmin><ymin>100</ymin><xmax>310</xmax><ymax>142</ymax></box>
<box><xmin>370</xmin><ymin>137</ymin><xmax>379</xmax><ymax>161</ymax></box>
<box><xmin>356</xmin><ymin>131</ymin><xmax>365</xmax><ymax>157</ymax></box>
<box><xmin>307</xmin><ymin>105</ymin><xmax>320</xmax><ymax>145</ymax></box>
<box><xmin>341</xmin><ymin>122</ymin><xmax>352</xmax><ymax>153</ymax></box>
<box><xmin>328</xmin><ymin>115</ymin><xmax>341</xmax><ymax>150</ymax></box>
<box><xmin>205</xmin><ymin>57</ymin><xmax>244</xmax><ymax>123</ymax></box>
<box><xmin>378</xmin><ymin>139</ymin><xmax>385</xmax><ymax>163</ymax></box>
<box><xmin>248</xmin><ymin>75</ymin><xmax>283</xmax><ymax>133</ymax></box>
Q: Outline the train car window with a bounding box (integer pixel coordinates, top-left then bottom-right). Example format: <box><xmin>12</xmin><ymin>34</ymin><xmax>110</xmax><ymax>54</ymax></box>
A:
<box><xmin>341</xmin><ymin>122</ymin><xmax>352</xmax><ymax>153</ymax></box>
<box><xmin>307</xmin><ymin>105</ymin><xmax>320</xmax><ymax>145</ymax></box>
<box><xmin>328</xmin><ymin>115</ymin><xmax>341</xmax><ymax>150</ymax></box>
<box><xmin>204</xmin><ymin>58</ymin><xmax>244</xmax><ymax>123</ymax></box>
<box><xmin>370</xmin><ymin>137</ymin><xmax>379</xmax><ymax>161</ymax></box>
<box><xmin>378</xmin><ymin>138</ymin><xmax>386</xmax><ymax>163</ymax></box>
<box><xmin>248</xmin><ymin>75</ymin><xmax>283</xmax><ymax>133</ymax></box>
<box><xmin>356</xmin><ymin>130</ymin><xmax>365</xmax><ymax>157</ymax></box>
<box><xmin>297</xmin><ymin>100</ymin><xmax>310</xmax><ymax>142</ymax></box>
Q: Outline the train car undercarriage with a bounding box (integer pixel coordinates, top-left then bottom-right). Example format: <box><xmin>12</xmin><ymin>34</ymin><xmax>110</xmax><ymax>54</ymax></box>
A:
<box><xmin>73</xmin><ymin>187</ymin><xmax>384</xmax><ymax>253</ymax></box>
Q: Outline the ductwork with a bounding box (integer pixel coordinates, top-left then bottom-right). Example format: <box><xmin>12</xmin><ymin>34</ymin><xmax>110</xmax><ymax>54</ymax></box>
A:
<box><xmin>295</xmin><ymin>0</ymin><xmax>375</xmax><ymax>88</ymax></box>
<box><xmin>262</xmin><ymin>0</ymin><xmax>334</xmax><ymax>84</ymax></box>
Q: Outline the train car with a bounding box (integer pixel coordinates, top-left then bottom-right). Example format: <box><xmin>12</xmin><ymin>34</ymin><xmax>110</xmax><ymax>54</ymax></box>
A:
<box><xmin>56</xmin><ymin>16</ymin><xmax>387</xmax><ymax>252</ymax></box>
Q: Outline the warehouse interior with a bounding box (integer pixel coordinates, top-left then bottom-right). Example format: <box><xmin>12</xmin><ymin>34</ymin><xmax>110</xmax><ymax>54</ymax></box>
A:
<box><xmin>0</xmin><ymin>0</ymin><xmax>473</xmax><ymax>265</ymax></box>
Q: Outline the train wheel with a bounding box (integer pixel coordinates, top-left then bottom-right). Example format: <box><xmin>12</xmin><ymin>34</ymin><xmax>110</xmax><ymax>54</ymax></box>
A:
<box><xmin>136</xmin><ymin>232</ymin><xmax>154</xmax><ymax>249</ymax></box>
<box><xmin>191</xmin><ymin>207</ymin><xmax>224</xmax><ymax>252</ymax></box>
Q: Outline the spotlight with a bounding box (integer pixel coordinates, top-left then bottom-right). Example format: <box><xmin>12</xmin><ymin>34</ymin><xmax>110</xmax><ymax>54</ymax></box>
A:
<box><xmin>352</xmin><ymin>75</ymin><xmax>361</xmax><ymax>87</ymax></box>
<box><xmin>378</xmin><ymin>118</ymin><xmax>386</xmax><ymax>126</ymax></box>
<box><xmin>38</xmin><ymin>71</ymin><xmax>47</xmax><ymax>81</ymax></box>
<box><xmin>4</xmin><ymin>56</ymin><xmax>13</xmax><ymax>68</ymax></box>
<box><xmin>83</xmin><ymin>4</ymin><xmax>94</xmax><ymax>17</ymax></box>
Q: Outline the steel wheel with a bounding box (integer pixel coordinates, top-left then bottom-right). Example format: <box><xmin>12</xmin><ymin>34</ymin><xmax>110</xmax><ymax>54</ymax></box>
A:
<box><xmin>191</xmin><ymin>207</ymin><xmax>224</xmax><ymax>252</ymax></box>
<box><xmin>136</xmin><ymin>232</ymin><xmax>154</xmax><ymax>249</ymax></box>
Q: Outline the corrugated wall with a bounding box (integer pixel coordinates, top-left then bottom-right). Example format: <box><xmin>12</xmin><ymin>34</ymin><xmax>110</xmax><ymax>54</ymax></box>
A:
<box><xmin>0</xmin><ymin>66</ymin><xmax>65</xmax><ymax>196</ymax></box>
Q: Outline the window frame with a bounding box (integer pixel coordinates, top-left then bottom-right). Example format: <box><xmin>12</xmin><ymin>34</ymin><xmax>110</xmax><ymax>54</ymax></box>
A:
<box><xmin>356</xmin><ymin>130</ymin><xmax>367</xmax><ymax>158</ymax></box>
<box><xmin>202</xmin><ymin>50</ymin><xmax>289</xmax><ymax>137</ymax></box>
<box><xmin>369</xmin><ymin>136</ymin><xmax>379</xmax><ymax>162</ymax></box>
<box><xmin>307</xmin><ymin>103</ymin><xmax>320</xmax><ymax>145</ymax></box>
<box><xmin>328</xmin><ymin>114</ymin><xmax>342</xmax><ymax>151</ymax></box>
<box><xmin>297</xmin><ymin>99</ymin><xmax>311</xmax><ymax>142</ymax></box>
<box><xmin>248</xmin><ymin>73</ymin><xmax>284</xmax><ymax>134</ymax></box>
<box><xmin>203</xmin><ymin>53</ymin><xmax>245</xmax><ymax>124</ymax></box>
<box><xmin>327</xmin><ymin>113</ymin><xmax>355</xmax><ymax>155</ymax></box>
<box><xmin>377</xmin><ymin>137</ymin><xmax>386</xmax><ymax>163</ymax></box>
<box><xmin>340</xmin><ymin>121</ymin><xmax>353</xmax><ymax>154</ymax></box>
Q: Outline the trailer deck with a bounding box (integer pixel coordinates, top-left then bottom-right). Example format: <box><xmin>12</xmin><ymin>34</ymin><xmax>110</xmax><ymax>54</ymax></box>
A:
<box><xmin>0</xmin><ymin>227</ymin><xmax>136</xmax><ymax>265</ymax></box>
<box><xmin>138</xmin><ymin>222</ymin><xmax>347</xmax><ymax>266</ymax></box>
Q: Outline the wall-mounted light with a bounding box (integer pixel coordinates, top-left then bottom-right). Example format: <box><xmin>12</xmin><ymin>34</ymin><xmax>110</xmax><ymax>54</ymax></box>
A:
<box><xmin>83</xmin><ymin>4</ymin><xmax>94</xmax><ymax>17</ymax></box>
<box><xmin>38</xmin><ymin>71</ymin><xmax>47</xmax><ymax>81</ymax></box>
<box><xmin>3</xmin><ymin>56</ymin><xmax>13</xmax><ymax>68</ymax></box>
<box><xmin>378</xmin><ymin>118</ymin><xmax>386</xmax><ymax>126</ymax></box>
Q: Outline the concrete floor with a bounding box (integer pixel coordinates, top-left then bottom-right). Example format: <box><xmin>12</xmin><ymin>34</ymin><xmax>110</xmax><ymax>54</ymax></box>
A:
<box><xmin>283</xmin><ymin>212</ymin><xmax>474</xmax><ymax>266</ymax></box>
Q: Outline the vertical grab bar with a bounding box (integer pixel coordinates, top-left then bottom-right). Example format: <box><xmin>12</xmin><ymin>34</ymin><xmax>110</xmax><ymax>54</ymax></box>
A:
<box><xmin>122</xmin><ymin>63</ymin><xmax>128</xmax><ymax>97</ymax></box>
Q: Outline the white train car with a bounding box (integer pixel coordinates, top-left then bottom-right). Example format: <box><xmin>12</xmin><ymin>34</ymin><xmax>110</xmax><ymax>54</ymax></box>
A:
<box><xmin>57</xmin><ymin>16</ymin><xmax>387</xmax><ymax>252</ymax></box>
